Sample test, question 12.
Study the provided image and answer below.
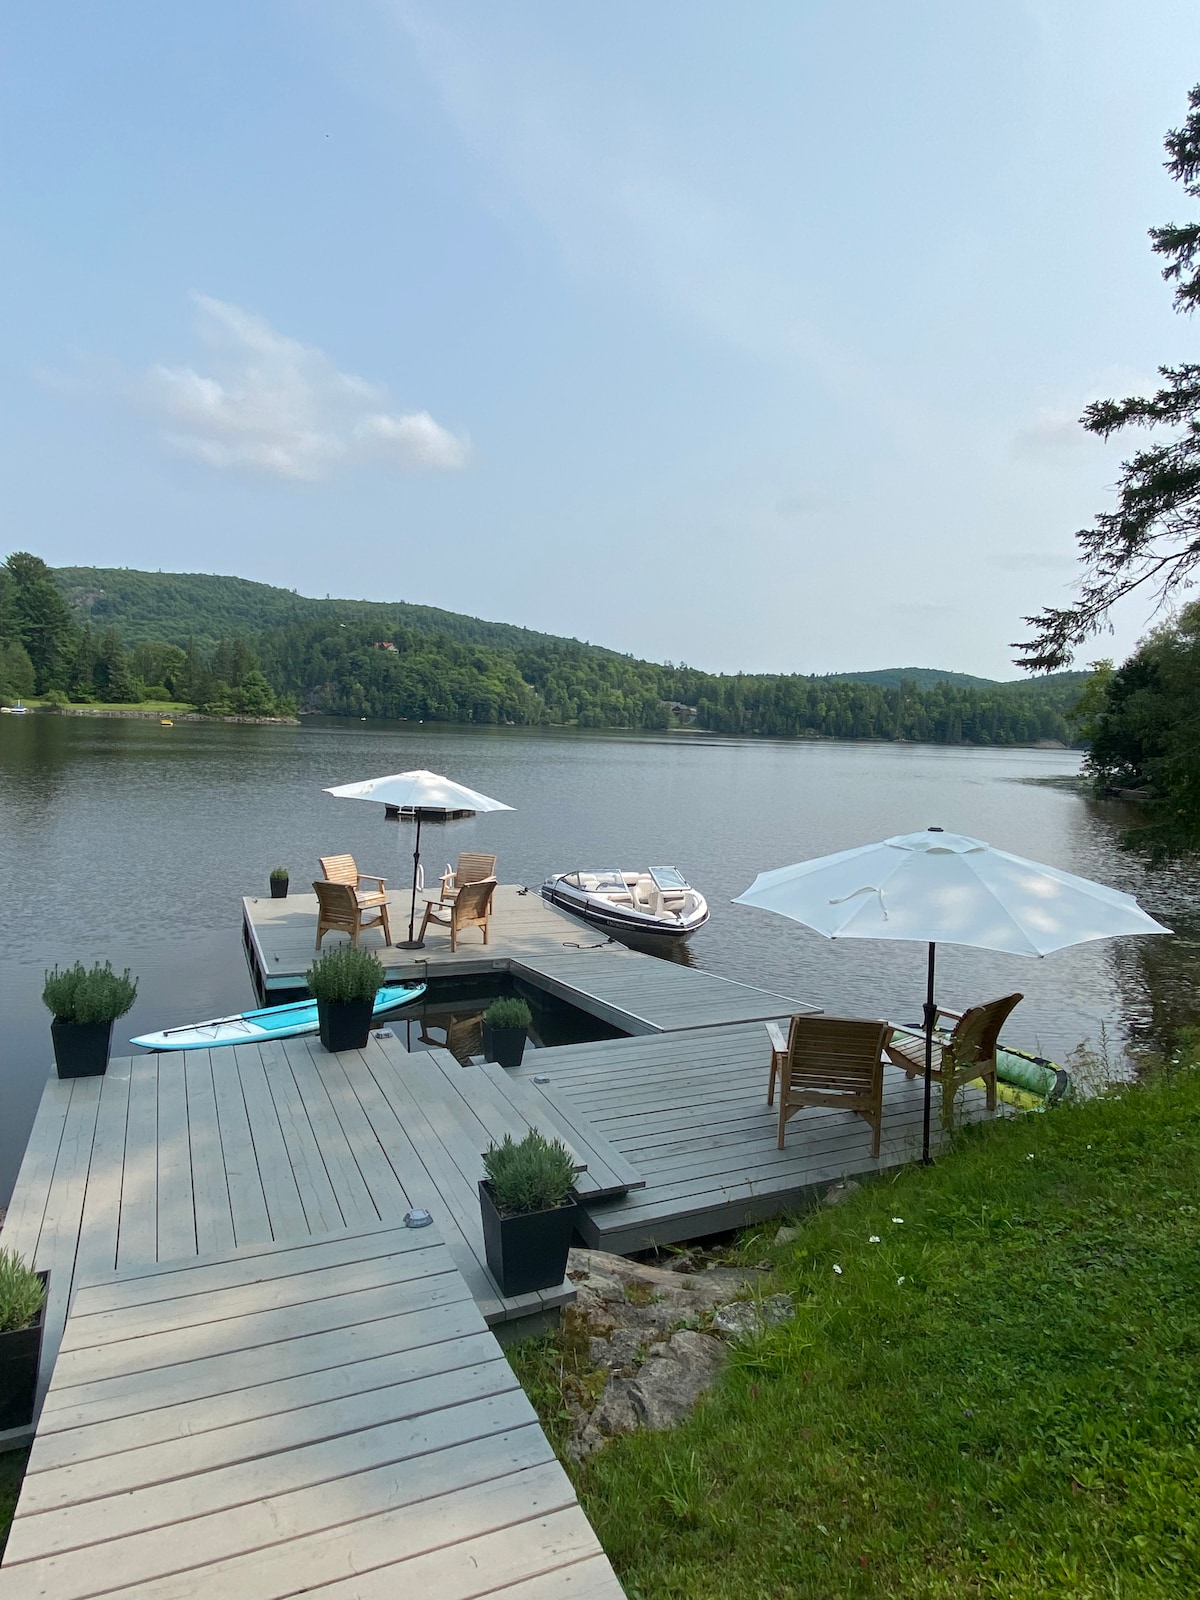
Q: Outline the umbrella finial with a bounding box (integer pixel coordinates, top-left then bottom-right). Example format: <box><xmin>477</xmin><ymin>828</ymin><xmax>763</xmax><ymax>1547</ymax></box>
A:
<box><xmin>927</xmin><ymin>825</ymin><xmax>944</xmax><ymax>833</ymax></box>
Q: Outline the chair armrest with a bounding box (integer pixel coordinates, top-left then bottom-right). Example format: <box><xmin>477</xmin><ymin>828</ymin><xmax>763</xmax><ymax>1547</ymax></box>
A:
<box><xmin>356</xmin><ymin>874</ymin><xmax>388</xmax><ymax>889</ymax></box>
<box><xmin>765</xmin><ymin>1021</ymin><xmax>788</xmax><ymax>1055</ymax></box>
<box><xmin>440</xmin><ymin>869</ymin><xmax>456</xmax><ymax>888</ymax></box>
<box><xmin>936</xmin><ymin>1006</ymin><xmax>963</xmax><ymax>1022</ymax></box>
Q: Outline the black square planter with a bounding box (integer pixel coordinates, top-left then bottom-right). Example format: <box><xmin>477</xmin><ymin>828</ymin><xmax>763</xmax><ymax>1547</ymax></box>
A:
<box><xmin>50</xmin><ymin>1020</ymin><xmax>113</xmax><ymax>1078</ymax></box>
<box><xmin>483</xmin><ymin>1023</ymin><xmax>527</xmax><ymax>1069</ymax></box>
<box><xmin>479</xmin><ymin>1180</ymin><xmax>576</xmax><ymax>1296</ymax></box>
<box><xmin>270</xmin><ymin>879</ymin><xmax>289</xmax><ymax>899</ymax></box>
<box><xmin>317</xmin><ymin>997</ymin><xmax>374</xmax><ymax>1053</ymax></box>
<box><xmin>0</xmin><ymin>1271</ymin><xmax>49</xmax><ymax>1432</ymax></box>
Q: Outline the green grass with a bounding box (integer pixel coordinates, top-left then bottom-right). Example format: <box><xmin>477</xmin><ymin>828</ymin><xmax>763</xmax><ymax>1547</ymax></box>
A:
<box><xmin>509</xmin><ymin>1055</ymin><xmax>1200</xmax><ymax>1598</ymax></box>
<box><xmin>0</xmin><ymin>1450</ymin><xmax>28</xmax><ymax>1560</ymax></box>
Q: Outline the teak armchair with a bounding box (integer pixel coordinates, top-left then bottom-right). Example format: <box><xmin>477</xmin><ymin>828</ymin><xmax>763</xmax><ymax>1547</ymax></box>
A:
<box><xmin>418</xmin><ymin>876</ymin><xmax>497</xmax><ymax>952</ymax></box>
<box><xmin>319</xmin><ymin>854</ymin><xmax>389</xmax><ymax>912</ymax></box>
<box><xmin>766</xmin><ymin>1015</ymin><xmax>891</xmax><ymax>1154</ymax></box>
<box><xmin>884</xmin><ymin>993</ymin><xmax>1023</xmax><ymax>1127</ymax></box>
<box><xmin>313</xmin><ymin>880</ymin><xmax>392</xmax><ymax>949</ymax></box>
<box><xmin>439</xmin><ymin>853</ymin><xmax>498</xmax><ymax>904</ymax></box>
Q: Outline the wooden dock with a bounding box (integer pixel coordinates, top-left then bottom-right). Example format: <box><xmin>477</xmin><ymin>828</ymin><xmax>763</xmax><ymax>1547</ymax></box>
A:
<box><xmin>511</xmin><ymin>1021</ymin><xmax>1006</xmax><ymax>1254</ymax></box>
<box><xmin>0</xmin><ymin>1032</ymin><xmax>648</xmax><ymax>1435</ymax></box>
<box><xmin>243</xmin><ymin>885</ymin><xmax>817</xmax><ymax>1032</ymax></box>
<box><xmin>0</xmin><ymin>1222</ymin><xmax>624</xmax><ymax>1599</ymax></box>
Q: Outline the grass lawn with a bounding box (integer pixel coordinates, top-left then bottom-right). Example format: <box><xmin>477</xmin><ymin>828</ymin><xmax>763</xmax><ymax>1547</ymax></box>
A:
<box><xmin>512</xmin><ymin>1055</ymin><xmax>1200</xmax><ymax>1598</ymax></box>
<box><xmin>6</xmin><ymin>698</ymin><xmax>192</xmax><ymax>714</ymax></box>
<box><xmin>0</xmin><ymin>1450</ymin><xmax>28</xmax><ymax>1560</ymax></box>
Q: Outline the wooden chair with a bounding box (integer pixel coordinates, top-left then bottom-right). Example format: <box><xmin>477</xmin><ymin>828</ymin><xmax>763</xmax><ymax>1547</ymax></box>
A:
<box><xmin>766</xmin><ymin>1015</ymin><xmax>891</xmax><ymax>1154</ymax></box>
<box><xmin>313</xmin><ymin>880</ymin><xmax>392</xmax><ymax>949</ymax></box>
<box><xmin>319</xmin><ymin>854</ymin><xmax>389</xmax><ymax>912</ymax></box>
<box><xmin>884</xmin><ymin>993</ymin><xmax>1023</xmax><ymax>1127</ymax></box>
<box><xmin>418</xmin><ymin>877</ymin><xmax>497</xmax><ymax>952</ymax></box>
<box><xmin>439</xmin><ymin>853</ymin><xmax>498</xmax><ymax>904</ymax></box>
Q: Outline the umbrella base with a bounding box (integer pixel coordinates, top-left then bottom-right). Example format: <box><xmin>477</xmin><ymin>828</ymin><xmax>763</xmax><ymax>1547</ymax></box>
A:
<box><xmin>396</xmin><ymin>939</ymin><xmax>426</xmax><ymax>950</ymax></box>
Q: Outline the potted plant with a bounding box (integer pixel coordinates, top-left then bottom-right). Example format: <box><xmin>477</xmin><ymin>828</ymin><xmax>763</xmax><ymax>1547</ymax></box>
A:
<box><xmin>479</xmin><ymin>1130</ymin><xmax>578</xmax><ymax>1296</ymax></box>
<box><xmin>482</xmin><ymin>996</ymin><xmax>532</xmax><ymax>1069</ymax></box>
<box><xmin>270</xmin><ymin>866</ymin><xmax>290</xmax><ymax>899</ymax></box>
<box><xmin>306</xmin><ymin>944</ymin><xmax>384</xmax><ymax>1052</ymax></box>
<box><xmin>43</xmin><ymin>961</ymin><xmax>138</xmax><ymax>1079</ymax></box>
<box><xmin>0</xmin><ymin>1249</ymin><xmax>49</xmax><ymax>1432</ymax></box>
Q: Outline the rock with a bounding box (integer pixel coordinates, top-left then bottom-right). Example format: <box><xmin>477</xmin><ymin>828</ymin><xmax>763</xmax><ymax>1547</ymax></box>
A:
<box><xmin>774</xmin><ymin>1225</ymin><xmax>800</xmax><ymax>1245</ymax></box>
<box><xmin>711</xmin><ymin>1294</ymin><xmax>796</xmax><ymax>1342</ymax></box>
<box><xmin>822</xmin><ymin>1180</ymin><xmax>861</xmax><ymax>1207</ymax></box>
<box><xmin>567</xmin><ymin>1247</ymin><xmax>757</xmax><ymax>1316</ymax></box>
<box><xmin>575</xmin><ymin>1329</ymin><xmax>728</xmax><ymax>1457</ymax></box>
<box><xmin>588</xmin><ymin>1327</ymin><xmax>646</xmax><ymax>1373</ymax></box>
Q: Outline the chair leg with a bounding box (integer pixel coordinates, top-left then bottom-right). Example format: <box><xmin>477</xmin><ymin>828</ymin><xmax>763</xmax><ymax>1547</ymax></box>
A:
<box><xmin>985</xmin><ymin>1070</ymin><xmax>997</xmax><ymax>1113</ymax></box>
<box><xmin>482</xmin><ymin>917</ymin><xmax>489</xmax><ymax>946</ymax></box>
<box><xmin>777</xmin><ymin>1095</ymin><xmax>788</xmax><ymax>1149</ymax></box>
<box><xmin>767</xmin><ymin>1058</ymin><xmax>777</xmax><ymax>1107</ymax></box>
<box><xmin>315</xmin><ymin>925</ymin><xmax>324</xmax><ymax>950</ymax></box>
<box><xmin>870</xmin><ymin>1109</ymin><xmax>881</xmax><ymax>1158</ymax></box>
<box><xmin>379</xmin><ymin>903</ymin><xmax>392</xmax><ymax>944</ymax></box>
<box><xmin>941</xmin><ymin>1076</ymin><xmax>955</xmax><ymax>1130</ymax></box>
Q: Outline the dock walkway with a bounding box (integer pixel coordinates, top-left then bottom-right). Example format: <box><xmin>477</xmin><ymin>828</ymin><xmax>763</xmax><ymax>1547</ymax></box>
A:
<box><xmin>512</xmin><ymin>1022</ymin><xmax>1005</xmax><ymax>1253</ymax></box>
<box><xmin>0</xmin><ymin>1222</ymin><xmax>624</xmax><ymax>1600</ymax></box>
<box><xmin>1</xmin><ymin>1032</ymin><xmax>643</xmax><ymax>1429</ymax></box>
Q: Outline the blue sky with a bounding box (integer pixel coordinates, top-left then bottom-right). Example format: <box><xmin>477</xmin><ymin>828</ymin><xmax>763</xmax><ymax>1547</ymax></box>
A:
<box><xmin>5</xmin><ymin>1</ymin><xmax>1199</xmax><ymax>677</ymax></box>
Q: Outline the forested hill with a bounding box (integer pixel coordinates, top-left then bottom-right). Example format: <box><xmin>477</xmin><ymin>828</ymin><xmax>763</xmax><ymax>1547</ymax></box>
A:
<box><xmin>53</xmin><ymin>565</ymin><xmax>612</xmax><ymax>659</ymax></box>
<box><xmin>0</xmin><ymin>554</ymin><xmax>1087</xmax><ymax>745</ymax></box>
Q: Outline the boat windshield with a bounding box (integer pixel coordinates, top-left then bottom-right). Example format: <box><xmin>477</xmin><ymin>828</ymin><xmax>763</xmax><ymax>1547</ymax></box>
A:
<box><xmin>584</xmin><ymin>870</ymin><xmax>630</xmax><ymax>894</ymax></box>
<box><xmin>650</xmin><ymin>867</ymin><xmax>688</xmax><ymax>891</ymax></box>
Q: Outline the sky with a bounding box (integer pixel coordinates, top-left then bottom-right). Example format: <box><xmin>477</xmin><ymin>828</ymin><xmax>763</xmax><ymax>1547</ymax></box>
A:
<box><xmin>4</xmin><ymin>1</ymin><xmax>1200</xmax><ymax>679</ymax></box>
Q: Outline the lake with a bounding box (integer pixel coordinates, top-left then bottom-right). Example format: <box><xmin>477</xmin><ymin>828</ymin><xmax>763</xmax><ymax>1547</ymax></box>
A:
<box><xmin>2</xmin><ymin>714</ymin><xmax>1197</xmax><ymax>1202</ymax></box>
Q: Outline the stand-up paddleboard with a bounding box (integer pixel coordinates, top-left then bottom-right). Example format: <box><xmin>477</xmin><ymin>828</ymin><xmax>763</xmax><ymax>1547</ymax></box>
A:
<box><xmin>131</xmin><ymin>983</ymin><xmax>426</xmax><ymax>1052</ymax></box>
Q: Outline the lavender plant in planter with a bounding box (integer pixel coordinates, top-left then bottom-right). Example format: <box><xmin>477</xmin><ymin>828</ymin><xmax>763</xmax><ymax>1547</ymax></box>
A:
<box><xmin>0</xmin><ymin>1249</ymin><xmax>49</xmax><ymax>1432</ymax></box>
<box><xmin>306</xmin><ymin>944</ymin><xmax>384</xmax><ymax>1052</ymax></box>
<box><xmin>479</xmin><ymin>1130</ymin><xmax>578</xmax><ymax>1296</ymax></box>
<box><xmin>43</xmin><ymin>961</ymin><xmax>138</xmax><ymax>1079</ymax></box>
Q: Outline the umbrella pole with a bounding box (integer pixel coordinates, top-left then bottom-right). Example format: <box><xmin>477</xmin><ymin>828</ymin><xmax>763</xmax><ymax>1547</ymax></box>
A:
<box><xmin>397</xmin><ymin>813</ymin><xmax>425</xmax><ymax>949</ymax></box>
<box><xmin>921</xmin><ymin>941</ymin><xmax>936</xmax><ymax>1165</ymax></box>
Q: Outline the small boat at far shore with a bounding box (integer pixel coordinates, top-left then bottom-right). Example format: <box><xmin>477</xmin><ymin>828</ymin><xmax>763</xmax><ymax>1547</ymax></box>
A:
<box><xmin>131</xmin><ymin>983</ymin><xmax>426</xmax><ymax>1051</ymax></box>
<box><xmin>542</xmin><ymin>867</ymin><xmax>710</xmax><ymax>939</ymax></box>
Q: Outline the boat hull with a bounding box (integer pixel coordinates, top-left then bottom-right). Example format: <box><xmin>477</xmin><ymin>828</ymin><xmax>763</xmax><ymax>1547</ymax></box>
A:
<box><xmin>132</xmin><ymin>983</ymin><xmax>426</xmax><ymax>1051</ymax></box>
<box><xmin>541</xmin><ymin>881</ymin><xmax>709</xmax><ymax>939</ymax></box>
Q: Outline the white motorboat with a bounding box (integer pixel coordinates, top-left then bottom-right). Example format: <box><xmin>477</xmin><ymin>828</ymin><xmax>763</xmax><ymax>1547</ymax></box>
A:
<box><xmin>541</xmin><ymin>866</ymin><xmax>709</xmax><ymax>939</ymax></box>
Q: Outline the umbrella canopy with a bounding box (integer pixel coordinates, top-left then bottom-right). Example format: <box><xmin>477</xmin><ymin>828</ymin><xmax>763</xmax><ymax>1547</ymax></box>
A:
<box><xmin>733</xmin><ymin>829</ymin><xmax>1168</xmax><ymax>955</ymax></box>
<box><xmin>734</xmin><ymin>828</ymin><xmax>1169</xmax><ymax>1162</ymax></box>
<box><xmin>325</xmin><ymin>769</ymin><xmax>513</xmax><ymax>947</ymax></box>
<box><xmin>324</xmin><ymin>769</ymin><xmax>515</xmax><ymax>814</ymax></box>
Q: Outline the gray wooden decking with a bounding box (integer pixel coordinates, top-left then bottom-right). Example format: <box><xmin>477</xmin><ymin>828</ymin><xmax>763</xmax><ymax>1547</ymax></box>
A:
<box><xmin>512</xmin><ymin>1021</ymin><xmax>1006</xmax><ymax>1254</ymax></box>
<box><xmin>512</xmin><ymin>949</ymin><xmax>815</xmax><ymax>1034</ymax></box>
<box><xmin>1</xmin><ymin>1034</ymin><xmax>642</xmax><ymax>1430</ymax></box>
<box><xmin>243</xmin><ymin>884</ymin><xmax>817</xmax><ymax>1030</ymax></box>
<box><xmin>0</xmin><ymin>1223</ymin><xmax>624</xmax><ymax>1600</ymax></box>
<box><xmin>244</xmin><ymin>883</ymin><xmax>606</xmax><ymax>993</ymax></box>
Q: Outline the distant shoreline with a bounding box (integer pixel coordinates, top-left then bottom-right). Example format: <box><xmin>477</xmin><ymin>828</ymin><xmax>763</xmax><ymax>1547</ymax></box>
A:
<box><xmin>6</xmin><ymin>703</ymin><xmax>299</xmax><ymax>726</ymax></box>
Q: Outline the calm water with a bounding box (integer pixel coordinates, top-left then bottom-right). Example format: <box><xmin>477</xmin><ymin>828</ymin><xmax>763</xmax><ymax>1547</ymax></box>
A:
<box><xmin>2</xmin><ymin>715</ymin><xmax>1198</xmax><ymax>1201</ymax></box>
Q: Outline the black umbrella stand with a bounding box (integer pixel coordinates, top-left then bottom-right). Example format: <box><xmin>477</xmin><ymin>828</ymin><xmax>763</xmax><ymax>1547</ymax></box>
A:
<box><xmin>397</xmin><ymin>812</ymin><xmax>425</xmax><ymax>949</ymax></box>
<box><xmin>921</xmin><ymin>940</ymin><xmax>937</xmax><ymax>1166</ymax></box>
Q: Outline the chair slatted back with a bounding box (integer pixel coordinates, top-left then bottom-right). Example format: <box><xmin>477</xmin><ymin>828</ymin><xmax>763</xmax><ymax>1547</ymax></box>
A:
<box><xmin>785</xmin><ymin>1015</ymin><xmax>890</xmax><ymax>1091</ymax></box>
<box><xmin>949</xmin><ymin>994</ymin><xmax>1023</xmax><ymax>1069</ymax></box>
<box><xmin>453</xmin><ymin>853</ymin><xmax>497</xmax><ymax>888</ymax></box>
<box><xmin>453</xmin><ymin>876</ymin><xmax>497</xmax><ymax>928</ymax></box>
<box><xmin>313</xmin><ymin>880</ymin><xmax>358</xmax><ymax>931</ymax></box>
<box><xmin>320</xmin><ymin>854</ymin><xmax>360</xmax><ymax>886</ymax></box>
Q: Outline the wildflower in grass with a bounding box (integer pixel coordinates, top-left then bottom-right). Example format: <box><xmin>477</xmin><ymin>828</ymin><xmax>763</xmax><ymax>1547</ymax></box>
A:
<box><xmin>833</xmin><ymin>1264</ymin><xmax>843</xmax><ymax>1275</ymax></box>
<box><xmin>869</xmin><ymin>1235</ymin><xmax>881</xmax><ymax>1243</ymax></box>
<box><xmin>1026</xmin><ymin>1153</ymin><xmax>1036</xmax><ymax>1161</ymax></box>
<box><xmin>897</xmin><ymin>1276</ymin><xmax>906</xmax><ymax>1285</ymax></box>
<box><xmin>891</xmin><ymin>1217</ymin><xmax>903</xmax><ymax>1224</ymax></box>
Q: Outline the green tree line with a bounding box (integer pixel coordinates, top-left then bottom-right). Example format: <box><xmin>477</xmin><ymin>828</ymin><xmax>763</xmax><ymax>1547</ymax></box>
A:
<box><xmin>1081</xmin><ymin>601</ymin><xmax>1200</xmax><ymax>859</ymax></box>
<box><xmin>0</xmin><ymin>553</ymin><xmax>291</xmax><ymax>716</ymax></box>
<box><xmin>0</xmin><ymin>551</ymin><xmax>1081</xmax><ymax>744</ymax></box>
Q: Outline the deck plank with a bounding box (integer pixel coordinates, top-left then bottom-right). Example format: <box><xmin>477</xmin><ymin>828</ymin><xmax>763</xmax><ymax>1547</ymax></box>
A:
<box><xmin>206</xmin><ymin>1050</ymin><xmax>273</xmax><ymax>1248</ymax></box>
<box><xmin>182</xmin><ymin>1053</ymin><xmax>236</xmax><ymax>1258</ymax></box>
<box><xmin>0</xmin><ymin>1226</ymin><xmax>623</xmax><ymax>1600</ymax></box>
<box><xmin>229</xmin><ymin>1045</ymin><xmax>309</xmax><ymax>1241</ymax></box>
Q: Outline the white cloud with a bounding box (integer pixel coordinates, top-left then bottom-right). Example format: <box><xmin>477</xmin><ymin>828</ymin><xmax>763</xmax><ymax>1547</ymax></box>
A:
<box><xmin>1013</xmin><ymin>406</ymin><xmax>1086</xmax><ymax>455</ymax></box>
<box><xmin>145</xmin><ymin>295</ymin><xmax>469</xmax><ymax>480</ymax></box>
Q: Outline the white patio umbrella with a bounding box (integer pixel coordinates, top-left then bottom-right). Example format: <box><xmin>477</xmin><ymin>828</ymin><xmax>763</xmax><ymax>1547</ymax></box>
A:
<box><xmin>733</xmin><ymin>827</ymin><xmax>1169</xmax><ymax>1163</ymax></box>
<box><xmin>324</xmin><ymin>769</ymin><xmax>514</xmax><ymax>948</ymax></box>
